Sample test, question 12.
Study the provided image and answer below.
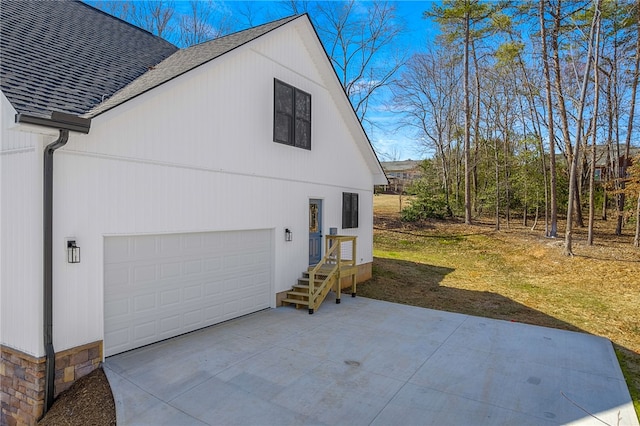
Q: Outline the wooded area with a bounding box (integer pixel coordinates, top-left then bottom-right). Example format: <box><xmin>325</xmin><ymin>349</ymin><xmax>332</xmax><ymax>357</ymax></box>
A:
<box><xmin>394</xmin><ymin>0</ymin><xmax>640</xmax><ymax>253</ymax></box>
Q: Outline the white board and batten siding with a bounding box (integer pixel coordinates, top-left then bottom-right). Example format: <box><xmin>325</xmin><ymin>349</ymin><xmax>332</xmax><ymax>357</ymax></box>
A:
<box><xmin>103</xmin><ymin>230</ymin><xmax>272</xmax><ymax>356</ymax></box>
<box><xmin>1</xmin><ymin>17</ymin><xmax>382</xmax><ymax>357</ymax></box>
<box><xmin>0</xmin><ymin>92</ymin><xmax>52</xmax><ymax>356</ymax></box>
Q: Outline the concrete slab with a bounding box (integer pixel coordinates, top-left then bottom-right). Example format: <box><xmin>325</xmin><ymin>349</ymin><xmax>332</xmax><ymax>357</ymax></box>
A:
<box><xmin>104</xmin><ymin>296</ymin><xmax>638</xmax><ymax>425</ymax></box>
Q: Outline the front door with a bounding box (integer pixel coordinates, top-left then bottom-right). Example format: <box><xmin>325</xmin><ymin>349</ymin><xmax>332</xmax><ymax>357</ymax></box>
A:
<box><xmin>309</xmin><ymin>199</ymin><xmax>322</xmax><ymax>265</ymax></box>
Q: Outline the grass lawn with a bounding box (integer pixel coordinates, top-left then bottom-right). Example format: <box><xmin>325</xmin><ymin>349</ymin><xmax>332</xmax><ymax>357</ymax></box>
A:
<box><xmin>361</xmin><ymin>194</ymin><xmax>640</xmax><ymax>420</ymax></box>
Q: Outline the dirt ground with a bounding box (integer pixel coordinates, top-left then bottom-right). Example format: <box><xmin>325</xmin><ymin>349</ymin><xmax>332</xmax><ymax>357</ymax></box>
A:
<box><xmin>37</xmin><ymin>367</ymin><xmax>115</xmax><ymax>426</ymax></box>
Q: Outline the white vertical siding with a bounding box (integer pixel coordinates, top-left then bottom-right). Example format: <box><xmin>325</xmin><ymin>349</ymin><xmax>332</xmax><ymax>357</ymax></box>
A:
<box><xmin>2</xmin><ymin>20</ymin><xmax>379</xmax><ymax>355</ymax></box>
<box><xmin>1</xmin><ymin>94</ymin><xmax>46</xmax><ymax>356</ymax></box>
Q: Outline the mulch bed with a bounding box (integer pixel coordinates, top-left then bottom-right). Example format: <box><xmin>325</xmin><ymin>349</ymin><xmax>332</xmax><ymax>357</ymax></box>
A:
<box><xmin>37</xmin><ymin>367</ymin><xmax>116</xmax><ymax>426</ymax></box>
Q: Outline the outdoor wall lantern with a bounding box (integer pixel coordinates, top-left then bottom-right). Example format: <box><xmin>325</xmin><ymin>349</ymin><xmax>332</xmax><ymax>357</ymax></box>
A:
<box><xmin>67</xmin><ymin>240</ymin><xmax>80</xmax><ymax>263</ymax></box>
<box><xmin>285</xmin><ymin>228</ymin><xmax>293</xmax><ymax>242</ymax></box>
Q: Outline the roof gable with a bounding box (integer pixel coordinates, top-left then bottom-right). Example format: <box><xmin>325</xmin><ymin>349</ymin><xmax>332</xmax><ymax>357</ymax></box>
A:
<box><xmin>0</xmin><ymin>3</ymin><xmax>386</xmax><ymax>183</ymax></box>
<box><xmin>86</xmin><ymin>15</ymin><xmax>300</xmax><ymax>118</ymax></box>
<box><xmin>0</xmin><ymin>0</ymin><xmax>177</xmax><ymax>118</ymax></box>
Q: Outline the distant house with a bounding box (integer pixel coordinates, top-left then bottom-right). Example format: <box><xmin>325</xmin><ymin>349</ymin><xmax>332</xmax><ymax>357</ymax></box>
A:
<box><xmin>377</xmin><ymin>160</ymin><xmax>423</xmax><ymax>193</ymax></box>
<box><xmin>591</xmin><ymin>146</ymin><xmax>640</xmax><ymax>182</ymax></box>
<box><xmin>0</xmin><ymin>2</ymin><xmax>386</xmax><ymax>424</ymax></box>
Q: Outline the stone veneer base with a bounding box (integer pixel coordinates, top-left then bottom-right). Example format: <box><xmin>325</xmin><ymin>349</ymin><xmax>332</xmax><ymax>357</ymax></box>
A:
<box><xmin>1</xmin><ymin>341</ymin><xmax>102</xmax><ymax>426</ymax></box>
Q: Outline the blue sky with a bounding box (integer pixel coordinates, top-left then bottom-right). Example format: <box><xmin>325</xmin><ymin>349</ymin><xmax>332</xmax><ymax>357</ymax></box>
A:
<box><xmin>362</xmin><ymin>1</ymin><xmax>441</xmax><ymax>161</ymax></box>
<box><xmin>189</xmin><ymin>1</ymin><xmax>441</xmax><ymax>161</ymax></box>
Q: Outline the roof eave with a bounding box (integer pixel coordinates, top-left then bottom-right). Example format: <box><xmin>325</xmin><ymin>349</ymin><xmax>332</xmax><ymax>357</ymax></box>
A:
<box><xmin>16</xmin><ymin>112</ymin><xmax>92</xmax><ymax>134</ymax></box>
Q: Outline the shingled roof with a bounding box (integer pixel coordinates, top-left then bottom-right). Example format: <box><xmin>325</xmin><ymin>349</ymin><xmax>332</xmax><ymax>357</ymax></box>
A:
<box><xmin>0</xmin><ymin>0</ymin><xmax>300</xmax><ymax>121</ymax></box>
<box><xmin>86</xmin><ymin>15</ymin><xmax>300</xmax><ymax>118</ymax></box>
<box><xmin>0</xmin><ymin>0</ymin><xmax>178</xmax><ymax>119</ymax></box>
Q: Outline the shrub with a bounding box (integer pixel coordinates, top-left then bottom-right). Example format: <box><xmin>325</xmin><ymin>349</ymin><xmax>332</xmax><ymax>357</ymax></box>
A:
<box><xmin>401</xmin><ymin>194</ymin><xmax>449</xmax><ymax>221</ymax></box>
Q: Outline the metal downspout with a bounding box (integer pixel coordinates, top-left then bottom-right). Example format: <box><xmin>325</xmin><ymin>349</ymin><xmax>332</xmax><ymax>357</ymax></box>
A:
<box><xmin>43</xmin><ymin>129</ymin><xmax>69</xmax><ymax>414</ymax></box>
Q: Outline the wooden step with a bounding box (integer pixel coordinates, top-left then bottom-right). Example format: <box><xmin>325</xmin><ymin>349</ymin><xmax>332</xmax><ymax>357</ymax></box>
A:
<box><xmin>305</xmin><ymin>264</ymin><xmax>334</xmax><ymax>274</ymax></box>
<box><xmin>285</xmin><ymin>291</ymin><xmax>309</xmax><ymax>298</ymax></box>
<box><xmin>292</xmin><ymin>283</ymin><xmax>310</xmax><ymax>290</ymax></box>
<box><xmin>282</xmin><ymin>298</ymin><xmax>310</xmax><ymax>308</ymax></box>
<box><xmin>297</xmin><ymin>278</ymin><xmax>325</xmax><ymax>286</ymax></box>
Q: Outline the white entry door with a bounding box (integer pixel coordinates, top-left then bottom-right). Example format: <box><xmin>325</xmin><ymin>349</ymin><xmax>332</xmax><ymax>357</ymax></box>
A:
<box><xmin>104</xmin><ymin>229</ymin><xmax>272</xmax><ymax>356</ymax></box>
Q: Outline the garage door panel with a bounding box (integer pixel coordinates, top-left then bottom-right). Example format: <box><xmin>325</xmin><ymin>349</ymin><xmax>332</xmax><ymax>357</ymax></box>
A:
<box><xmin>104</xmin><ymin>298</ymin><xmax>130</xmax><ymax>320</ymax></box>
<box><xmin>133</xmin><ymin>264</ymin><xmax>157</xmax><ymax>285</ymax></box>
<box><xmin>104</xmin><ymin>229</ymin><xmax>272</xmax><ymax>356</ymax></box>
<box><xmin>183</xmin><ymin>284</ymin><xmax>202</xmax><ymax>301</ymax></box>
<box><xmin>133</xmin><ymin>236</ymin><xmax>158</xmax><ymax>259</ymax></box>
<box><xmin>184</xmin><ymin>260</ymin><xmax>203</xmax><ymax>275</ymax></box>
<box><xmin>133</xmin><ymin>293</ymin><xmax>157</xmax><ymax>313</ymax></box>
<box><xmin>160</xmin><ymin>289</ymin><xmax>181</xmax><ymax>306</ymax></box>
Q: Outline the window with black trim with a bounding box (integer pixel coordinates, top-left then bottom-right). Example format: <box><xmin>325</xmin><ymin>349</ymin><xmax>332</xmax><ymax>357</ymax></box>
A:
<box><xmin>274</xmin><ymin>79</ymin><xmax>311</xmax><ymax>150</ymax></box>
<box><xmin>342</xmin><ymin>192</ymin><xmax>359</xmax><ymax>229</ymax></box>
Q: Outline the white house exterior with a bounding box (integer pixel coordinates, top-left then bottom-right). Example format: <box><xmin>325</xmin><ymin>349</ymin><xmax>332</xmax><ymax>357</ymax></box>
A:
<box><xmin>0</xmin><ymin>3</ymin><xmax>386</xmax><ymax>424</ymax></box>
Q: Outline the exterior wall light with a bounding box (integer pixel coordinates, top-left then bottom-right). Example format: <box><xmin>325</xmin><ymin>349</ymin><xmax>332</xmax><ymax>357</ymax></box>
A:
<box><xmin>67</xmin><ymin>240</ymin><xmax>80</xmax><ymax>263</ymax></box>
<box><xmin>285</xmin><ymin>228</ymin><xmax>293</xmax><ymax>242</ymax></box>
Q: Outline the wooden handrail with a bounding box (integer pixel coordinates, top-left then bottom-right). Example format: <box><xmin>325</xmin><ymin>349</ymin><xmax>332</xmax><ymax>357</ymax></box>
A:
<box><xmin>308</xmin><ymin>241</ymin><xmax>341</xmax><ymax>313</ymax></box>
<box><xmin>307</xmin><ymin>235</ymin><xmax>357</xmax><ymax>314</ymax></box>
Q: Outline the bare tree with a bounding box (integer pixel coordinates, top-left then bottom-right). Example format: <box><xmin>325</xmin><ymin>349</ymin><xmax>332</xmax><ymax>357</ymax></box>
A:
<box><xmin>539</xmin><ymin>0</ymin><xmax>560</xmax><ymax>237</ymax></box>
<box><xmin>587</xmin><ymin>13</ymin><xmax>602</xmax><ymax>246</ymax></box>
<box><xmin>134</xmin><ymin>1</ymin><xmax>175</xmax><ymax>39</ymax></box>
<box><xmin>179</xmin><ymin>1</ymin><xmax>232</xmax><ymax>46</ymax></box>
<box><xmin>275</xmin><ymin>1</ymin><xmax>405</xmax><ymax>127</ymax></box>
<box><xmin>618</xmin><ymin>0</ymin><xmax>640</xmax><ymax>237</ymax></box>
<box><xmin>564</xmin><ymin>0</ymin><xmax>600</xmax><ymax>256</ymax></box>
<box><xmin>392</xmin><ymin>48</ymin><xmax>462</xmax><ymax>215</ymax></box>
<box><xmin>426</xmin><ymin>0</ymin><xmax>498</xmax><ymax>225</ymax></box>
<box><xmin>316</xmin><ymin>1</ymin><xmax>404</xmax><ymax>123</ymax></box>
<box><xmin>94</xmin><ymin>1</ymin><xmax>175</xmax><ymax>39</ymax></box>
<box><xmin>551</xmin><ymin>1</ymin><xmax>588</xmax><ymax>230</ymax></box>
<box><xmin>235</xmin><ymin>1</ymin><xmax>265</xmax><ymax>27</ymax></box>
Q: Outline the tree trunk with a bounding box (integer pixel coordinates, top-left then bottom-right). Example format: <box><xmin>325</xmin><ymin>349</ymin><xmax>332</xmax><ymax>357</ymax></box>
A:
<box><xmin>503</xmin><ymin>132</ymin><xmax>511</xmax><ymax>229</ymax></box>
<box><xmin>552</xmin><ymin>2</ymin><xmax>585</xmax><ymax>230</ymax></box>
<box><xmin>611</xmin><ymin>15</ymin><xmax>624</xmax><ymax>236</ymax></box>
<box><xmin>587</xmin><ymin>14</ymin><xmax>601</xmax><ymax>245</ymax></box>
<box><xmin>623</xmin><ymin>3</ymin><xmax>640</xmax><ymax>242</ymax></box>
<box><xmin>463</xmin><ymin>8</ymin><xmax>472</xmax><ymax>225</ymax></box>
<box><xmin>564</xmin><ymin>0</ymin><xmax>599</xmax><ymax>256</ymax></box>
<box><xmin>540</xmin><ymin>0</ymin><xmax>558</xmax><ymax>237</ymax></box>
<box><xmin>635</xmin><ymin>193</ymin><xmax>640</xmax><ymax>247</ymax></box>
<box><xmin>495</xmin><ymin>139</ymin><xmax>500</xmax><ymax>231</ymax></box>
<box><xmin>472</xmin><ymin>39</ymin><xmax>482</xmax><ymax>216</ymax></box>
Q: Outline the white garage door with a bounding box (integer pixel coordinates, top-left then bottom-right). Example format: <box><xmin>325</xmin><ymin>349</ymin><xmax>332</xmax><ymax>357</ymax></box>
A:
<box><xmin>104</xmin><ymin>229</ymin><xmax>272</xmax><ymax>356</ymax></box>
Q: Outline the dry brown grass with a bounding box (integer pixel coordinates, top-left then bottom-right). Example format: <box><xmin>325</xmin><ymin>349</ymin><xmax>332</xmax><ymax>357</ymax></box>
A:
<box><xmin>363</xmin><ymin>194</ymin><xmax>640</xmax><ymax>418</ymax></box>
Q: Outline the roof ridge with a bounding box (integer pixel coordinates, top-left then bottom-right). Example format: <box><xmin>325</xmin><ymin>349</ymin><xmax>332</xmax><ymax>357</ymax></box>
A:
<box><xmin>185</xmin><ymin>14</ymin><xmax>300</xmax><ymax>50</ymax></box>
<box><xmin>87</xmin><ymin>14</ymin><xmax>305</xmax><ymax>118</ymax></box>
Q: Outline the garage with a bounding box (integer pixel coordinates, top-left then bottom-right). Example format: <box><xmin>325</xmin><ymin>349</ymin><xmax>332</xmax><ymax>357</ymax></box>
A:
<box><xmin>104</xmin><ymin>229</ymin><xmax>273</xmax><ymax>356</ymax></box>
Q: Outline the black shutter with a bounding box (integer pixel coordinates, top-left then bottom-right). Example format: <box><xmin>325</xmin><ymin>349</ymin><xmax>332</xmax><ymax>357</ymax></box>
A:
<box><xmin>274</xmin><ymin>79</ymin><xmax>294</xmax><ymax>145</ymax></box>
<box><xmin>342</xmin><ymin>192</ymin><xmax>359</xmax><ymax>229</ymax></box>
<box><xmin>342</xmin><ymin>192</ymin><xmax>351</xmax><ymax>228</ymax></box>
<box><xmin>351</xmin><ymin>193</ymin><xmax>358</xmax><ymax>228</ymax></box>
<box><xmin>294</xmin><ymin>89</ymin><xmax>311</xmax><ymax>149</ymax></box>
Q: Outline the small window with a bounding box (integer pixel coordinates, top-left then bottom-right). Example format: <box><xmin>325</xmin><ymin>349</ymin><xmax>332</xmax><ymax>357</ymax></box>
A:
<box><xmin>274</xmin><ymin>79</ymin><xmax>311</xmax><ymax>150</ymax></box>
<box><xmin>342</xmin><ymin>192</ymin><xmax>359</xmax><ymax>229</ymax></box>
<box><xmin>594</xmin><ymin>168</ymin><xmax>602</xmax><ymax>181</ymax></box>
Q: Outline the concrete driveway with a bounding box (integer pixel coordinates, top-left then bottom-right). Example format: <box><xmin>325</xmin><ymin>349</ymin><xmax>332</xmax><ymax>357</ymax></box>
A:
<box><xmin>104</xmin><ymin>296</ymin><xmax>638</xmax><ymax>425</ymax></box>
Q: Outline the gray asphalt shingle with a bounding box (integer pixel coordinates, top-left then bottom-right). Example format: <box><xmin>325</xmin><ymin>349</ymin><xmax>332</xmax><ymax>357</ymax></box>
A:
<box><xmin>0</xmin><ymin>0</ymin><xmax>178</xmax><ymax>118</ymax></box>
<box><xmin>0</xmin><ymin>0</ymin><xmax>299</xmax><ymax>120</ymax></box>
